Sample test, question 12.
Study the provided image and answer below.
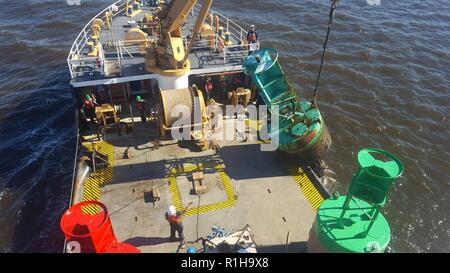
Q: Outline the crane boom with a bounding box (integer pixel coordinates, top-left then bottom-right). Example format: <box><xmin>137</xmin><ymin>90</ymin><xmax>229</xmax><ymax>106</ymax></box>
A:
<box><xmin>145</xmin><ymin>0</ymin><xmax>214</xmax><ymax>75</ymax></box>
<box><xmin>164</xmin><ymin>0</ymin><xmax>197</xmax><ymax>33</ymax></box>
<box><xmin>181</xmin><ymin>0</ymin><xmax>213</xmax><ymax>66</ymax></box>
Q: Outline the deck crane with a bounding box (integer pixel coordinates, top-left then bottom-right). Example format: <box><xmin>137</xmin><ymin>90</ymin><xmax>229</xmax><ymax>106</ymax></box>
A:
<box><xmin>145</xmin><ymin>0</ymin><xmax>213</xmax><ymax>77</ymax></box>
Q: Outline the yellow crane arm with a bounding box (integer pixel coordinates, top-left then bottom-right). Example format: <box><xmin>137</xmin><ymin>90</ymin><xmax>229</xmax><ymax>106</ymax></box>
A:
<box><xmin>164</xmin><ymin>0</ymin><xmax>198</xmax><ymax>33</ymax></box>
<box><xmin>181</xmin><ymin>0</ymin><xmax>213</xmax><ymax>66</ymax></box>
<box><xmin>150</xmin><ymin>0</ymin><xmax>215</xmax><ymax>72</ymax></box>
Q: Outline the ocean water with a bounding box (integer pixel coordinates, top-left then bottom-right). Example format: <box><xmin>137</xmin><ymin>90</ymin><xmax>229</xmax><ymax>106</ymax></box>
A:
<box><xmin>0</xmin><ymin>0</ymin><xmax>448</xmax><ymax>252</ymax></box>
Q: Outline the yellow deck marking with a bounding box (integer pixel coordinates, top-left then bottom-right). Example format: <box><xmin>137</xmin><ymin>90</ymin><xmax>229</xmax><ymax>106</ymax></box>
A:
<box><xmin>167</xmin><ymin>162</ymin><xmax>236</xmax><ymax>216</ymax></box>
<box><xmin>245</xmin><ymin>119</ymin><xmax>264</xmax><ymax>131</ymax></box>
<box><xmin>81</xmin><ymin>141</ymin><xmax>114</xmax><ymax>214</ymax></box>
<box><xmin>288</xmin><ymin>167</ymin><xmax>324</xmax><ymax>211</ymax></box>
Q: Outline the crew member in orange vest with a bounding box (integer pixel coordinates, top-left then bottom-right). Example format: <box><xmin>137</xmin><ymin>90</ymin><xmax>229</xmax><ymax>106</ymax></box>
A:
<box><xmin>205</xmin><ymin>77</ymin><xmax>213</xmax><ymax>100</ymax></box>
<box><xmin>165</xmin><ymin>202</ymin><xmax>193</xmax><ymax>248</ymax></box>
<box><xmin>246</xmin><ymin>25</ymin><xmax>258</xmax><ymax>44</ymax></box>
<box><xmin>246</xmin><ymin>25</ymin><xmax>258</xmax><ymax>54</ymax></box>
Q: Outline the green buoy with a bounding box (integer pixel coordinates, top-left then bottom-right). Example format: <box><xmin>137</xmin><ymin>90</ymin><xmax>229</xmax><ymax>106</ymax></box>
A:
<box><xmin>308</xmin><ymin>148</ymin><xmax>403</xmax><ymax>253</ymax></box>
<box><xmin>243</xmin><ymin>49</ymin><xmax>332</xmax><ymax>162</ymax></box>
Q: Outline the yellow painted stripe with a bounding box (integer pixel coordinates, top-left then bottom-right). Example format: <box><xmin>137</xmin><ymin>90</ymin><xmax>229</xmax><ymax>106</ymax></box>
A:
<box><xmin>288</xmin><ymin>167</ymin><xmax>324</xmax><ymax>211</ymax></box>
<box><xmin>167</xmin><ymin>162</ymin><xmax>236</xmax><ymax>217</ymax></box>
<box><xmin>80</xmin><ymin>141</ymin><xmax>114</xmax><ymax>215</ymax></box>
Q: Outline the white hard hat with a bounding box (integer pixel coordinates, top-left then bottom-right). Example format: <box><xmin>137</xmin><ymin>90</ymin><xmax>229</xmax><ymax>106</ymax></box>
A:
<box><xmin>250</xmin><ymin>25</ymin><xmax>255</xmax><ymax>28</ymax></box>
<box><xmin>167</xmin><ymin>205</ymin><xmax>176</xmax><ymax>215</ymax></box>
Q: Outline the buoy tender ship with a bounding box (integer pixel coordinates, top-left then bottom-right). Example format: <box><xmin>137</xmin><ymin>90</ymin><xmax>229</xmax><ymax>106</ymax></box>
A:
<box><xmin>62</xmin><ymin>0</ymin><xmax>403</xmax><ymax>253</ymax></box>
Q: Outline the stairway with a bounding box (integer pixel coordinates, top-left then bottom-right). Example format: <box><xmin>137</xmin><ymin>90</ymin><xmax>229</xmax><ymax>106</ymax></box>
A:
<box><xmin>108</xmin><ymin>83</ymin><xmax>128</xmax><ymax>111</ymax></box>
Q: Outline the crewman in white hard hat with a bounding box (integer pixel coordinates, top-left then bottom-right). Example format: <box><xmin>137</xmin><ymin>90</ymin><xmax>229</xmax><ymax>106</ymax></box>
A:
<box><xmin>165</xmin><ymin>202</ymin><xmax>193</xmax><ymax>248</ymax></box>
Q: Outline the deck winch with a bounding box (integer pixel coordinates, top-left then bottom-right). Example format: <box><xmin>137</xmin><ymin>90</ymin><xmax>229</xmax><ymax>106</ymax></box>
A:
<box><xmin>243</xmin><ymin>48</ymin><xmax>331</xmax><ymax>162</ymax></box>
<box><xmin>157</xmin><ymin>85</ymin><xmax>208</xmax><ymax>140</ymax></box>
<box><xmin>307</xmin><ymin>148</ymin><xmax>404</xmax><ymax>253</ymax></box>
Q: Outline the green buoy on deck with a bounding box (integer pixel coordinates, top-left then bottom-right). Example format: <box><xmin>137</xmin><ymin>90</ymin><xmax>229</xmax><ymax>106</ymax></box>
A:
<box><xmin>308</xmin><ymin>148</ymin><xmax>404</xmax><ymax>253</ymax></box>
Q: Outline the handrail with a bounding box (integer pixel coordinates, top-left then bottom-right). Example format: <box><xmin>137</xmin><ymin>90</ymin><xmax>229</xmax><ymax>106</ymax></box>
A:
<box><xmin>68</xmin><ymin>1</ymin><xmax>254</xmax><ymax>81</ymax></box>
<box><xmin>68</xmin><ymin>2</ymin><xmax>128</xmax><ymax>53</ymax></box>
<box><xmin>68</xmin><ymin>0</ymin><xmax>127</xmax><ymax>79</ymax></box>
<box><xmin>191</xmin><ymin>4</ymin><xmax>249</xmax><ymax>42</ymax></box>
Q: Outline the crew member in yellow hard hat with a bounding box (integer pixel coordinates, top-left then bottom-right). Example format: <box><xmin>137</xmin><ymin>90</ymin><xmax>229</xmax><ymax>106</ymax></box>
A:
<box><xmin>165</xmin><ymin>202</ymin><xmax>193</xmax><ymax>248</ymax></box>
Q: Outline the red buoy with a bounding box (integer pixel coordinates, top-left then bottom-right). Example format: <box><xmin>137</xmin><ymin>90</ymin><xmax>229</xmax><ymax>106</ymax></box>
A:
<box><xmin>60</xmin><ymin>201</ymin><xmax>140</xmax><ymax>253</ymax></box>
<box><xmin>105</xmin><ymin>242</ymin><xmax>141</xmax><ymax>253</ymax></box>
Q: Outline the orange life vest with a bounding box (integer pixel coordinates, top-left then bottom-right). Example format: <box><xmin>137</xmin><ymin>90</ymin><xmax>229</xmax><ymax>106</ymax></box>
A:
<box><xmin>247</xmin><ymin>32</ymin><xmax>257</xmax><ymax>42</ymax></box>
<box><xmin>84</xmin><ymin>99</ymin><xmax>96</xmax><ymax>109</ymax></box>
<box><xmin>218</xmin><ymin>38</ymin><xmax>225</xmax><ymax>53</ymax></box>
<box><xmin>167</xmin><ymin>214</ymin><xmax>182</xmax><ymax>224</ymax></box>
<box><xmin>206</xmin><ymin>81</ymin><xmax>213</xmax><ymax>92</ymax></box>
<box><xmin>136</xmin><ymin>101</ymin><xmax>144</xmax><ymax>111</ymax></box>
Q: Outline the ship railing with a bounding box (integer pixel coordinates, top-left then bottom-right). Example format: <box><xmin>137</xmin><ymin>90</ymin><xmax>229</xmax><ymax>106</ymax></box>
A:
<box><xmin>182</xmin><ymin>34</ymin><xmax>217</xmax><ymax>52</ymax></box>
<box><xmin>181</xmin><ymin>34</ymin><xmax>259</xmax><ymax>65</ymax></box>
<box><xmin>117</xmin><ymin>39</ymin><xmax>153</xmax><ymax>57</ymax></box>
<box><xmin>68</xmin><ymin>1</ymin><xmax>254</xmax><ymax>80</ymax></box>
<box><xmin>213</xmin><ymin>34</ymin><xmax>260</xmax><ymax>64</ymax></box>
<box><xmin>222</xmin><ymin>42</ymin><xmax>260</xmax><ymax>64</ymax></box>
<box><xmin>67</xmin><ymin>0</ymin><xmax>128</xmax><ymax>79</ymax></box>
<box><xmin>111</xmin><ymin>32</ymin><xmax>257</xmax><ymax>72</ymax></box>
<box><xmin>68</xmin><ymin>0</ymin><xmax>127</xmax><ymax>56</ymax></box>
<box><xmin>191</xmin><ymin>3</ymin><xmax>250</xmax><ymax>43</ymax></box>
<box><xmin>68</xmin><ymin>56</ymin><xmax>104</xmax><ymax>77</ymax></box>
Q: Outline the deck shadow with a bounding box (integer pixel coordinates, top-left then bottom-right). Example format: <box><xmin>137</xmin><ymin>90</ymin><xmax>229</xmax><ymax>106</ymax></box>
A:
<box><xmin>124</xmin><ymin>236</ymin><xmax>172</xmax><ymax>247</ymax></box>
<box><xmin>257</xmin><ymin>241</ymin><xmax>308</xmax><ymax>253</ymax></box>
<box><xmin>109</xmin><ymin>144</ymin><xmax>297</xmax><ymax>186</ymax></box>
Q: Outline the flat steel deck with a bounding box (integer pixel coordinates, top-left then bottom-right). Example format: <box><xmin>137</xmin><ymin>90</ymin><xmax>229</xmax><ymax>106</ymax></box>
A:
<box><xmin>78</xmin><ymin>120</ymin><xmax>325</xmax><ymax>253</ymax></box>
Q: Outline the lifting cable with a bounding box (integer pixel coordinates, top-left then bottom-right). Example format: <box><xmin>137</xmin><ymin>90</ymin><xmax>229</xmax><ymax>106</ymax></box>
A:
<box><xmin>312</xmin><ymin>0</ymin><xmax>340</xmax><ymax>107</ymax></box>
